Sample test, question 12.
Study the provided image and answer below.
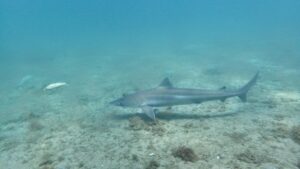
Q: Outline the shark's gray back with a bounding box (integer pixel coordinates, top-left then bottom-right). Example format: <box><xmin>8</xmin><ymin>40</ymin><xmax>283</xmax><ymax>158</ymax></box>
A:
<box><xmin>134</xmin><ymin>87</ymin><xmax>238</xmax><ymax>107</ymax></box>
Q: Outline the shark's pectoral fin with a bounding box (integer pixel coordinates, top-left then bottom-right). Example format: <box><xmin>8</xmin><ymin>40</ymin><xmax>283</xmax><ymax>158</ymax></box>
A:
<box><xmin>142</xmin><ymin>106</ymin><xmax>156</xmax><ymax>120</ymax></box>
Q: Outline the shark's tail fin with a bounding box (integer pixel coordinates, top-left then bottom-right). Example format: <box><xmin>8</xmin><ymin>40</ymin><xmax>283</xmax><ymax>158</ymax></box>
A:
<box><xmin>238</xmin><ymin>72</ymin><xmax>259</xmax><ymax>102</ymax></box>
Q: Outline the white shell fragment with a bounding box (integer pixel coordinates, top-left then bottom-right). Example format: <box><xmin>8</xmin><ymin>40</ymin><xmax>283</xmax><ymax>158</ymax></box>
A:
<box><xmin>44</xmin><ymin>82</ymin><xmax>68</xmax><ymax>90</ymax></box>
<box><xmin>148</xmin><ymin>153</ymin><xmax>155</xmax><ymax>156</ymax></box>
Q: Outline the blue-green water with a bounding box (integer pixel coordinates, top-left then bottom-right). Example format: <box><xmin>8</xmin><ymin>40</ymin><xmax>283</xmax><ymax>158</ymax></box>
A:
<box><xmin>1</xmin><ymin>1</ymin><xmax>300</xmax><ymax>169</ymax></box>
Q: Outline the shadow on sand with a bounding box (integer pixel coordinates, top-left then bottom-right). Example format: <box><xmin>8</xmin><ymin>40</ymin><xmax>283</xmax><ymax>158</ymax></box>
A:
<box><xmin>111</xmin><ymin>111</ymin><xmax>241</xmax><ymax>121</ymax></box>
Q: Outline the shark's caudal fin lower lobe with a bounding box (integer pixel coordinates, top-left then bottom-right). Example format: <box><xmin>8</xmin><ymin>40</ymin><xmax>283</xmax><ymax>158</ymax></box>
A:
<box><xmin>238</xmin><ymin>72</ymin><xmax>259</xmax><ymax>102</ymax></box>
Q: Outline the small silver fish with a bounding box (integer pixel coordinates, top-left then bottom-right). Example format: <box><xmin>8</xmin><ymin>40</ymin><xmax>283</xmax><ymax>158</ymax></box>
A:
<box><xmin>44</xmin><ymin>82</ymin><xmax>68</xmax><ymax>90</ymax></box>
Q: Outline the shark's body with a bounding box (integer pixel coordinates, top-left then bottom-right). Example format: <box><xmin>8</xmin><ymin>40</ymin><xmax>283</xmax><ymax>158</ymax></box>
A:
<box><xmin>110</xmin><ymin>72</ymin><xmax>259</xmax><ymax>120</ymax></box>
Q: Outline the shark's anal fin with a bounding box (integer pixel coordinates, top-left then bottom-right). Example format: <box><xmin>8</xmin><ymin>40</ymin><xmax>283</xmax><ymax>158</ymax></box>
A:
<box><xmin>219</xmin><ymin>86</ymin><xmax>226</xmax><ymax>90</ymax></box>
<box><xmin>158</xmin><ymin>77</ymin><xmax>173</xmax><ymax>88</ymax></box>
<box><xmin>142</xmin><ymin>106</ymin><xmax>156</xmax><ymax>120</ymax></box>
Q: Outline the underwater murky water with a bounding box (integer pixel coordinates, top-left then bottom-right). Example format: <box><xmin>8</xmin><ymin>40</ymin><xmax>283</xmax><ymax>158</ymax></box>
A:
<box><xmin>1</xmin><ymin>1</ymin><xmax>300</xmax><ymax>169</ymax></box>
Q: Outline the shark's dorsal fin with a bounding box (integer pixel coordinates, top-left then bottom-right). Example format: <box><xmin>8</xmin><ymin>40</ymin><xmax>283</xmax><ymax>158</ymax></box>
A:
<box><xmin>158</xmin><ymin>77</ymin><xmax>173</xmax><ymax>88</ymax></box>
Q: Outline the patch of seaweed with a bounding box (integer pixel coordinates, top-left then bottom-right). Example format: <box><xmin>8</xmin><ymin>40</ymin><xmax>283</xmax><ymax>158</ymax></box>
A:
<box><xmin>236</xmin><ymin>149</ymin><xmax>266</xmax><ymax>164</ymax></box>
<box><xmin>77</xmin><ymin>94</ymin><xmax>99</xmax><ymax>105</ymax></box>
<box><xmin>131</xmin><ymin>154</ymin><xmax>139</xmax><ymax>161</ymax></box>
<box><xmin>0</xmin><ymin>140</ymin><xmax>19</xmax><ymax>152</ymax></box>
<box><xmin>203</xmin><ymin>67</ymin><xmax>222</xmax><ymax>76</ymax></box>
<box><xmin>128</xmin><ymin>116</ymin><xmax>165</xmax><ymax>135</ymax></box>
<box><xmin>270</xmin><ymin>125</ymin><xmax>290</xmax><ymax>139</ymax></box>
<box><xmin>145</xmin><ymin>160</ymin><xmax>159</xmax><ymax>169</ymax></box>
<box><xmin>172</xmin><ymin>146</ymin><xmax>198</xmax><ymax>162</ymax></box>
<box><xmin>78</xmin><ymin>162</ymin><xmax>85</xmax><ymax>168</ymax></box>
<box><xmin>291</xmin><ymin>125</ymin><xmax>300</xmax><ymax>145</ymax></box>
<box><xmin>0</xmin><ymin>134</ymin><xmax>7</xmax><ymax>142</ymax></box>
<box><xmin>224</xmin><ymin>132</ymin><xmax>248</xmax><ymax>144</ymax></box>
<box><xmin>5</xmin><ymin>112</ymin><xmax>41</xmax><ymax>125</ymax></box>
<box><xmin>128</xmin><ymin>116</ymin><xmax>148</xmax><ymax>130</ymax></box>
<box><xmin>28</xmin><ymin>119</ymin><xmax>44</xmax><ymax>131</ymax></box>
<box><xmin>39</xmin><ymin>153</ymin><xmax>54</xmax><ymax>168</ymax></box>
<box><xmin>147</xmin><ymin>124</ymin><xmax>165</xmax><ymax>136</ymax></box>
<box><xmin>261</xmin><ymin>99</ymin><xmax>277</xmax><ymax>109</ymax></box>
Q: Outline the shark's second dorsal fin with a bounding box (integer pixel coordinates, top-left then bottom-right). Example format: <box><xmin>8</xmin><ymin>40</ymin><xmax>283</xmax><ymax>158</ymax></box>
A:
<box><xmin>158</xmin><ymin>77</ymin><xmax>173</xmax><ymax>88</ymax></box>
<box><xmin>122</xmin><ymin>93</ymin><xmax>129</xmax><ymax>97</ymax></box>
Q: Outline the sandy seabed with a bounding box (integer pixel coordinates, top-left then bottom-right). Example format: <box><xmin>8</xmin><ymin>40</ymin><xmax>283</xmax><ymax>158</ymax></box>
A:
<box><xmin>0</xmin><ymin>56</ymin><xmax>300</xmax><ymax>169</ymax></box>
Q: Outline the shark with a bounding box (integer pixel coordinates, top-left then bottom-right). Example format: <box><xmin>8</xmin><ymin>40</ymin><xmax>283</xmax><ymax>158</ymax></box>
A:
<box><xmin>110</xmin><ymin>72</ymin><xmax>259</xmax><ymax>120</ymax></box>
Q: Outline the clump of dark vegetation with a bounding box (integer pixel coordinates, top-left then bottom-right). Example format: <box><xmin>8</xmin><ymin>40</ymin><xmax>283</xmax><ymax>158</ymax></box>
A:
<box><xmin>271</xmin><ymin>124</ymin><xmax>290</xmax><ymax>139</ymax></box>
<box><xmin>131</xmin><ymin>154</ymin><xmax>139</xmax><ymax>161</ymax></box>
<box><xmin>0</xmin><ymin>135</ymin><xmax>6</xmax><ymax>142</ymax></box>
<box><xmin>172</xmin><ymin>146</ymin><xmax>198</xmax><ymax>162</ymax></box>
<box><xmin>29</xmin><ymin>119</ymin><xmax>44</xmax><ymax>131</ymax></box>
<box><xmin>10</xmin><ymin>112</ymin><xmax>41</xmax><ymax>124</ymax></box>
<box><xmin>147</xmin><ymin>124</ymin><xmax>165</xmax><ymax>136</ymax></box>
<box><xmin>78</xmin><ymin>94</ymin><xmax>99</xmax><ymax>105</ymax></box>
<box><xmin>203</xmin><ymin>67</ymin><xmax>221</xmax><ymax>75</ymax></box>
<box><xmin>291</xmin><ymin>125</ymin><xmax>300</xmax><ymax>145</ymax></box>
<box><xmin>39</xmin><ymin>153</ymin><xmax>54</xmax><ymax>168</ymax></box>
<box><xmin>128</xmin><ymin>116</ymin><xmax>148</xmax><ymax>130</ymax></box>
<box><xmin>224</xmin><ymin>132</ymin><xmax>248</xmax><ymax>144</ymax></box>
<box><xmin>145</xmin><ymin>160</ymin><xmax>159</xmax><ymax>169</ymax></box>
<box><xmin>0</xmin><ymin>140</ymin><xmax>19</xmax><ymax>152</ymax></box>
<box><xmin>261</xmin><ymin>99</ymin><xmax>277</xmax><ymax>109</ymax></box>
<box><xmin>128</xmin><ymin>116</ymin><xmax>165</xmax><ymax>135</ymax></box>
<box><xmin>78</xmin><ymin>162</ymin><xmax>84</xmax><ymax>168</ymax></box>
<box><xmin>236</xmin><ymin>149</ymin><xmax>264</xmax><ymax>164</ymax></box>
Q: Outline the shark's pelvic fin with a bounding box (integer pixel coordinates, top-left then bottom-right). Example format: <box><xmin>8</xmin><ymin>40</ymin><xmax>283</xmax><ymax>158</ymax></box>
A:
<box><xmin>142</xmin><ymin>106</ymin><xmax>156</xmax><ymax>120</ymax></box>
<box><xmin>158</xmin><ymin>77</ymin><xmax>173</xmax><ymax>88</ymax></box>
